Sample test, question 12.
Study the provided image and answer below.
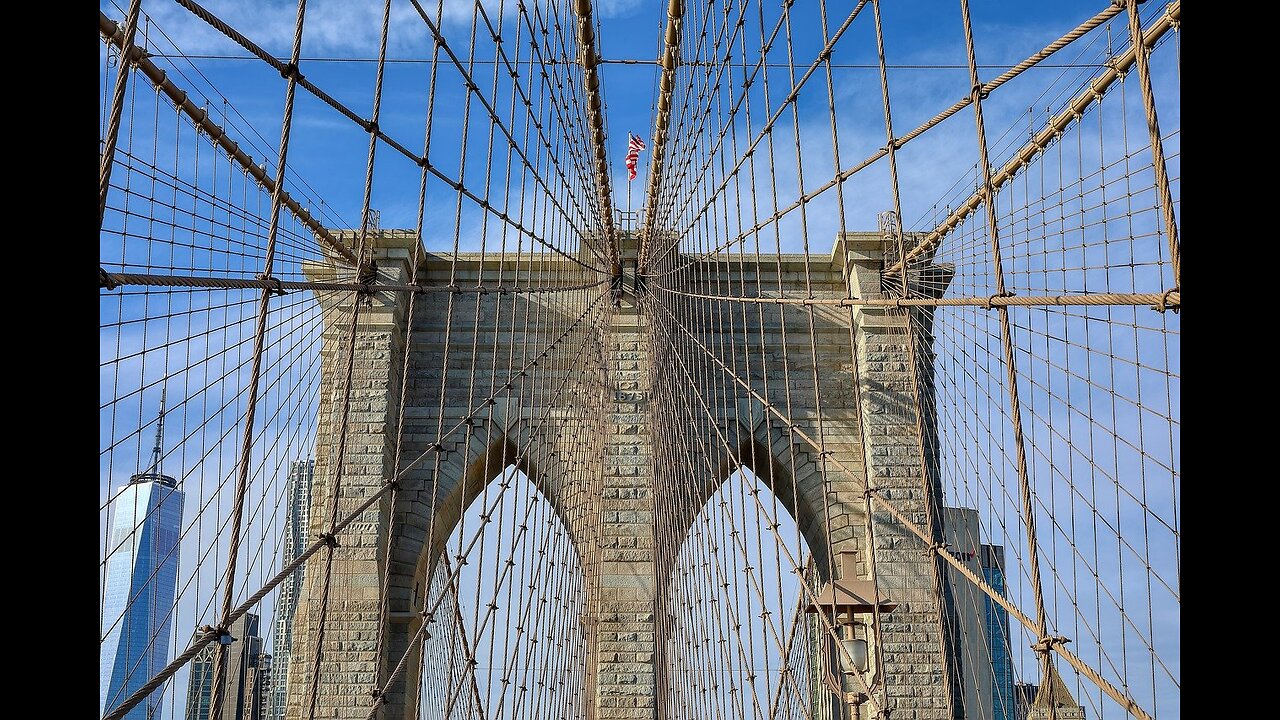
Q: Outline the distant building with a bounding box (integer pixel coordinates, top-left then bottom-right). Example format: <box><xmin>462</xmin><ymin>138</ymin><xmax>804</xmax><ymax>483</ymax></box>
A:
<box><xmin>981</xmin><ymin>545</ymin><xmax>1015</xmax><ymax>720</ymax></box>
<box><xmin>101</xmin><ymin>392</ymin><xmax>184</xmax><ymax>720</ymax></box>
<box><xmin>250</xmin><ymin>653</ymin><xmax>272</xmax><ymax>720</ymax></box>
<box><xmin>1024</xmin><ymin>662</ymin><xmax>1086</xmax><ymax>720</ymax></box>
<box><xmin>185</xmin><ymin>613</ymin><xmax>271</xmax><ymax>720</ymax></box>
<box><xmin>1014</xmin><ymin>682</ymin><xmax>1038</xmax><ymax>720</ymax></box>
<box><xmin>942</xmin><ymin>507</ymin><xmax>1015</xmax><ymax>720</ymax></box>
<box><xmin>269</xmin><ymin>459</ymin><xmax>314</xmax><ymax>719</ymax></box>
<box><xmin>943</xmin><ymin>508</ymin><xmax>1084</xmax><ymax>720</ymax></box>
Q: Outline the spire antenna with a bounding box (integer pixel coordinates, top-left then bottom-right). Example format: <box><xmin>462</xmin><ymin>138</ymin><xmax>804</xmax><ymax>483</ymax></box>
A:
<box><xmin>150</xmin><ymin>387</ymin><xmax>166</xmax><ymax>477</ymax></box>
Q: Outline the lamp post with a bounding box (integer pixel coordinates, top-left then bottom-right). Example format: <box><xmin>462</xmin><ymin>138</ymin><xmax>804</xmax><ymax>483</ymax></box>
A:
<box><xmin>839</xmin><ymin>627</ymin><xmax>869</xmax><ymax>675</ymax></box>
<box><xmin>803</xmin><ymin>551</ymin><xmax>896</xmax><ymax>718</ymax></box>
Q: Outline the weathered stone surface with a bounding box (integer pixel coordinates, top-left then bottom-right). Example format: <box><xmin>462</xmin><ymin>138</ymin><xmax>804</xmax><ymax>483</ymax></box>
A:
<box><xmin>290</xmin><ymin>231</ymin><xmax>955</xmax><ymax>719</ymax></box>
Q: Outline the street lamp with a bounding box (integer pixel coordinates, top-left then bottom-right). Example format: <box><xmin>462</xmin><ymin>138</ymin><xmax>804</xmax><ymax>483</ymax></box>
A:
<box><xmin>840</xmin><ymin>634</ymin><xmax>869</xmax><ymax>674</ymax></box>
<box><xmin>803</xmin><ymin>551</ymin><xmax>896</xmax><ymax>714</ymax></box>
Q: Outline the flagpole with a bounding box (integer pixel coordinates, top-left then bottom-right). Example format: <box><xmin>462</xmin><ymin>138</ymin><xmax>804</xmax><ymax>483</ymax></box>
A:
<box><xmin>626</xmin><ymin>135</ymin><xmax>633</xmax><ymax>308</ymax></box>
<box><xmin>621</xmin><ymin>132</ymin><xmax>644</xmax><ymax>303</ymax></box>
<box><xmin>627</xmin><ymin>135</ymin><xmax>633</xmax><ymax>239</ymax></box>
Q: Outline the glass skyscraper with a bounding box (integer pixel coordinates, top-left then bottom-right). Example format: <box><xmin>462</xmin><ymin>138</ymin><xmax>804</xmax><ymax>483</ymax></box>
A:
<box><xmin>101</xmin><ymin>394</ymin><xmax>184</xmax><ymax>719</ymax></box>
<box><xmin>981</xmin><ymin>544</ymin><xmax>1015</xmax><ymax>720</ymax></box>
<box><xmin>943</xmin><ymin>507</ymin><xmax>1016</xmax><ymax>720</ymax></box>
<box><xmin>184</xmin><ymin>613</ymin><xmax>270</xmax><ymax>720</ymax></box>
<box><xmin>269</xmin><ymin>459</ymin><xmax>313</xmax><ymax>719</ymax></box>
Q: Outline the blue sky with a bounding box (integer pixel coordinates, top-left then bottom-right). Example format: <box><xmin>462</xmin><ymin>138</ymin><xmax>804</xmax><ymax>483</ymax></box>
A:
<box><xmin>100</xmin><ymin>0</ymin><xmax>1177</xmax><ymax>249</ymax></box>
<box><xmin>100</xmin><ymin>1</ymin><xmax>1179</xmax><ymax>717</ymax></box>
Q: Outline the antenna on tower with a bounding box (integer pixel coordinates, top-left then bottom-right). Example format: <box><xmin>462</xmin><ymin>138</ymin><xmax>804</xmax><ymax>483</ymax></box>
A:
<box><xmin>130</xmin><ymin>388</ymin><xmax>177</xmax><ymax>488</ymax></box>
<box><xmin>149</xmin><ymin>387</ymin><xmax>166</xmax><ymax>477</ymax></box>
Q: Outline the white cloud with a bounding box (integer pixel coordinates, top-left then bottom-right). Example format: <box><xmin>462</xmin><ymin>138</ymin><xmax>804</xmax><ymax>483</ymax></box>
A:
<box><xmin>110</xmin><ymin>0</ymin><xmax>525</xmax><ymax>58</ymax></box>
<box><xmin>597</xmin><ymin>0</ymin><xmax>643</xmax><ymax>20</ymax></box>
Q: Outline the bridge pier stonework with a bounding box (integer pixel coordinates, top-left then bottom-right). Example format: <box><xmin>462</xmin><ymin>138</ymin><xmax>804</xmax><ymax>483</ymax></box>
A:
<box><xmin>843</xmin><ymin>233</ymin><xmax>957</xmax><ymax>720</ymax></box>
<box><xmin>592</xmin><ymin>247</ymin><xmax>660</xmax><ymax>719</ymax></box>
<box><xmin>289</xmin><ymin>230</ymin><xmax>958</xmax><ymax>720</ymax></box>
<box><xmin>288</xmin><ymin>231</ymin><xmax>419</xmax><ymax>719</ymax></box>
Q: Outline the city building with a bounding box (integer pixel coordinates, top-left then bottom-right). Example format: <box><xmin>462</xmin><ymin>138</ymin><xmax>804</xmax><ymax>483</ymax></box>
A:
<box><xmin>942</xmin><ymin>507</ymin><xmax>1015</xmax><ymax>720</ymax></box>
<box><xmin>981</xmin><ymin>544</ymin><xmax>1016</xmax><ymax>720</ymax></box>
<box><xmin>184</xmin><ymin>613</ymin><xmax>271</xmax><ymax>720</ymax></box>
<box><xmin>101</xmin><ymin>391</ymin><xmax>184</xmax><ymax>720</ymax></box>
<box><xmin>249</xmin><ymin>653</ymin><xmax>272</xmax><ymax>720</ymax></box>
<box><xmin>1025</xmin><ymin>662</ymin><xmax>1087</xmax><ymax>720</ymax></box>
<box><xmin>943</xmin><ymin>508</ymin><xmax>1085</xmax><ymax>720</ymax></box>
<box><xmin>269</xmin><ymin>458</ymin><xmax>313</xmax><ymax>719</ymax></box>
<box><xmin>1014</xmin><ymin>682</ymin><xmax>1038</xmax><ymax>720</ymax></box>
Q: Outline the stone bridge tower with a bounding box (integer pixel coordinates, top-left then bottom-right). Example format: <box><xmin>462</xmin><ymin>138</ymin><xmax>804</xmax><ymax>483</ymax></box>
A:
<box><xmin>284</xmin><ymin>229</ymin><xmax>959</xmax><ymax>720</ymax></box>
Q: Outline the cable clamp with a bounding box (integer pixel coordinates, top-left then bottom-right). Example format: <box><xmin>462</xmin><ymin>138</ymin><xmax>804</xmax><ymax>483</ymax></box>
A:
<box><xmin>100</xmin><ymin>268</ymin><xmax>119</xmax><ymax>290</ymax></box>
<box><xmin>279</xmin><ymin>62</ymin><xmax>304</xmax><ymax>82</ymax></box>
<box><xmin>1031</xmin><ymin>635</ymin><xmax>1071</xmax><ymax>653</ymax></box>
<box><xmin>1152</xmin><ymin>286</ymin><xmax>1179</xmax><ymax>313</ymax></box>
<box><xmin>984</xmin><ymin>291</ymin><xmax>1013</xmax><ymax>309</ymax></box>
<box><xmin>258</xmin><ymin>274</ymin><xmax>287</xmax><ymax>296</ymax></box>
<box><xmin>319</xmin><ymin>532</ymin><xmax>340</xmax><ymax>549</ymax></box>
<box><xmin>357</xmin><ymin>258</ymin><xmax>378</xmax><ymax>292</ymax></box>
<box><xmin>200</xmin><ymin>624</ymin><xmax>236</xmax><ymax>645</ymax></box>
<box><xmin>925</xmin><ymin>540</ymin><xmax>949</xmax><ymax>558</ymax></box>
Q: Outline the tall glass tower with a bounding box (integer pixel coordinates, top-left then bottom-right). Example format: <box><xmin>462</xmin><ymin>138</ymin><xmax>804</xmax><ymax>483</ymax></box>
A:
<box><xmin>184</xmin><ymin>613</ymin><xmax>270</xmax><ymax>720</ymax></box>
<box><xmin>101</xmin><ymin>391</ymin><xmax>185</xmax><ymax>719</ymax></box>
<box><xmin>982</xmin><ymin>545</ymin><xmax>1015</xmax><ymax>720</ymax></box>
<box><xmin>269</xmin><ymin>459</ymin><xmax>313</xmax><ymax>719</ymax></box>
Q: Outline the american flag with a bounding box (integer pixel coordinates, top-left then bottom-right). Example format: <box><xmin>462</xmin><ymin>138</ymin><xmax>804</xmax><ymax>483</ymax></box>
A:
<box><xmin>625</xmin><ymin>133</ymin><xmax>645</xmax><ymax>181</ymax></box>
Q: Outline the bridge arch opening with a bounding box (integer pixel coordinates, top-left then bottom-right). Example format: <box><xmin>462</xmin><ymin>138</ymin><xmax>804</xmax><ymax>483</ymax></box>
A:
<box><xmin>412</xmin><ymin>461</ymin><xmax>587</xmax><ymax>720</ymax></box>
<box><xmin>663</xmin><ymin>465</ymin><xmax>848</xmax><ymax>720</ymax></box>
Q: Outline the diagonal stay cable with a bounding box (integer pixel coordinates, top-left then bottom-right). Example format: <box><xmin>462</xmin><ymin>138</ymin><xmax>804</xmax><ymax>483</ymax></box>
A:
<box><xmin>512</xmin><ymin>1</ymin><xmax>603</xmax><ymax>246</ymax></box>
<box><xmin>644</xmin><ymin>0</ymin><xmax>871</xmax><ymax>270</ymax></box>
<box><xmin>884</xmin><ymin>0</ymin><xmax>1180</xmax><ymax>278</ymax></box>
<box><xmin>639</xmin><ymin>0</ymin><xmax>804</xmax><ymax>265</ymax></box>
<box><xmin>369</xmin><ymin>312</ymin><xmax>608</xmax><ymax>716</ymax></box>
<box><xmin>99</xmin><ymin>0</ymin><xmax>143</xmax><ymax>228</ymax></box>
<box><xmin>646</xmin><ymin>300</ymin><xmax>883</xmax><ymax>714</ymax></box>
<box><xmin>566</xmin><ymin>0</ymin><xmax>620</xmax><ymax>268</ymax></box>
<box><xmin>648</xmin><ymin>295</ymin><xmax>1155</xmax><ymax>720</ymax></box>
<box><xmin>101</xmin><ymin>288</ymin><xmax>607</xmax><ymax>720</ymax></box>
<box><xmin>657</xmin><ymin>1</ymin><xmax>1137</xmax><ymax>278</ymax></box>
<box><xmin>1122</xmin><ymin>0</ymin><xmax>1180</xmax><ymax>286</ymax></box>
<box><xmin>403</xmin><ymin>0</ymin><xmax>604</xmax><ymax>267</ymax></box>
<box><xmin>100</xmin><ymin>12</ymin><xmax>357</xmax><ymax>266</ymax></box>
<box><xmin>639</xmin><ymin>0</ymin><xmax>754</xmax><ymax>273</ymax></box>
<box><xmin>206</xmin><ymin>0</ymin><xmax>313</xmax><ymax>715</ymax></box>
<box><xmin>652</xmin><ymin>328</ymin><xmax>828</xmax><ymax>716</ymax></box>
<box><xmin>168</xmin><ymin>0</ymin><xmax>604</xmax><ymax>274</ymax></box>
